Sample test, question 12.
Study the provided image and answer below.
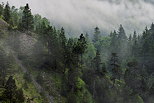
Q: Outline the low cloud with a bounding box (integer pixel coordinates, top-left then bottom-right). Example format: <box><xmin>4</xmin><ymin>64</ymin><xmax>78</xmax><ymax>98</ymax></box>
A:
<box><xmin>1</xmin><ymin>0</ymin><xmax>154</xmax><ymax>36</ymax></box>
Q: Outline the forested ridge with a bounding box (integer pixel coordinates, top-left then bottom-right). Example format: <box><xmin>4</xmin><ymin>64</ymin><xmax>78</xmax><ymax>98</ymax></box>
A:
<box><xmin>0</xmin><ymin>2</ymin><xmax>154</xmax><ymax>103</ymax></box>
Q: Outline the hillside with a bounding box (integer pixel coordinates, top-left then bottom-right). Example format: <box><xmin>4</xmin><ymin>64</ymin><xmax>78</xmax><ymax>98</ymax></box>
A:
<box><xmin>0</xmin><ymin>2</ymin><xmax>154</xmax><ymax>103</ymax></box>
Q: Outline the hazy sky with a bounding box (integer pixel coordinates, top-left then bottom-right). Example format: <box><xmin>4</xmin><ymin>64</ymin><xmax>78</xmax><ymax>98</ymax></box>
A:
<box><xmin>1</xmin><ymin>0</ymin><xmax>154</xmax><ymax>35</ymax></box>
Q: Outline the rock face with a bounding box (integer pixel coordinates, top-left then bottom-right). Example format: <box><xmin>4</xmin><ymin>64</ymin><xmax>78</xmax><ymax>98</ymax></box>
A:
<box><xmin>18</xmin><ymin>33</ymin><xmax>37</xmax><ymax>55</ymax></box>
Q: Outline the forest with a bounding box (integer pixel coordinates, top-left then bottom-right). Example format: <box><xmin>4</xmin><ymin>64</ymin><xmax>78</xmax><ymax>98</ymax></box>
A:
<box><xmin>0</xmin><ymin>2</ymin><xmax>154</xmax><ymax>103</ymax></box>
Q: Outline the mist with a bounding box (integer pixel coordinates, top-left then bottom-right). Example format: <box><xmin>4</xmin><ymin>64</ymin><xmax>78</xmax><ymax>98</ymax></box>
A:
<box><xmin>1</xmin><ymin>0</ymin><xmax>154</xmax><ymax>35</ymax></box>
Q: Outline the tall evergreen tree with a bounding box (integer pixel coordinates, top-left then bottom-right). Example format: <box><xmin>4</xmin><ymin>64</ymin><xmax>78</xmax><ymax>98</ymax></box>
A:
<box><xmin>3</xmin><ymin>76</ymin><xmax>17</xmax><ymax>103</ymax></box>
<box><xmin>132</xmin><ymin>31</ymin><xmax>138</xmax><ymax>57</ymax></box>
<box><xmin>59</xmin><ymin>27</ymin><xmax>67</xmax><ymax>72</ymax></box>
<box><xmin>117</xmin><ymin>25</ymin><xmax>128</xmax><ymax>60</ymax></box>
<box><xmin>19</xmin><ymin>3</ymin><xmax>33</xmax><ymax>32</ymax></box>
<box><xmin>93</xmin><ymin>27</ymin><xmax>100</xmax><ymax>43</ymax></box>
<box><xmin>0</xmin><ymin>3</ymin><xmax>4</xmax><ymax>17</ymax></box>
<box><xmin>118</xmin><ymin>24</ymin><xmax>127</xmax><ymax>40</ymax></box>
<box><xmin>110</xmin><ymin>53</ymin><xmax>121</xmax><ymax>86</ymax></box>
<box><xmin>141</xmin><ymin>27</ymin><xmax>150</xmax><ymax>56</ymax></box>
<box><xmin>92</xmin><ymin>50</ymin><xmax>102</xmax><ymax>72</ymax></box>
<box><xmin>3</xmin><ymin>2</ymin><xmax>11</xmax><ymax>23</ymax></box>
<box><xmin>110</xmin><ymin>30</ymin><xmax>118</xmax><ymax>53</ymax></box>
<box><xmin>59</xmin><ymin>27</ymin><xmax>67</xmax><ymax>50</ymax></box>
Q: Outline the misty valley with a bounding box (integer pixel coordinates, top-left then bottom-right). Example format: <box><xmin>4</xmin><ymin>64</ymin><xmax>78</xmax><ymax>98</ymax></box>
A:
<box><xmin>0</xmin><ymin>1</ymin><xmax>154</xmax><ymax>103</ymax></box>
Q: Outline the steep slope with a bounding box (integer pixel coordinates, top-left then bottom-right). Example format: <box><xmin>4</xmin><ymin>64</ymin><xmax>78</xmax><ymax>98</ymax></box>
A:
<box><xmin>0</xmin><ymin>18</ymin><xmax>54</xmax><ymax>103</ymax></box>
<box><xmin>0</xmin><ymin>18</ymin><xmax>8</xmax><ymax>30</ymax></box>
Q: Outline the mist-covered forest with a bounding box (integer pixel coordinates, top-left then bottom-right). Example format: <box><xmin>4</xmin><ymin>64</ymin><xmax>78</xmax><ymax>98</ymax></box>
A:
<box><xmin>0</xmin><ymin>1</ymin><xmax>154</xmax><ymax>103</ymax></box>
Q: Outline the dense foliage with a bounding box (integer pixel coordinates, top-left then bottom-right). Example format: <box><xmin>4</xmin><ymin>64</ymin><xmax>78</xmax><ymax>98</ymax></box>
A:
<box><xmin>0</xmin><ymin>2</ymin><xmax>154</xmax><ymax>103</ymax></box>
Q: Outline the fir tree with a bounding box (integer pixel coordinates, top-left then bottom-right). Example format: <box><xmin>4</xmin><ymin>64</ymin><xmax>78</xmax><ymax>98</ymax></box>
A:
<box><xmin>92</xmin><ymin>50</ymin><xmax>102</xmax><ymax>72</ymax></box>
<box><xmin>93</xmin><ymin>27</ymin><xmax>100</xmax><ymax>43</ymax></box>
<box><xmin>19</xmin><ymin>3</ymin><xmax>33</xmax><ymax>32</ymax></box>
<box><xmin>0</xmin><ymin>3</ymin><xmax>4</xmax><ymax>16</ymax></box>
<box><xmin>3</xmin><ymin>76</ymin><xmax>17</xmax><ymax>103</ymax></box>
<box><xmin>3</xmin><ymin>2</ymin><xmax>11</xmax><ymax>23</ymax></box>
<box><xmin>110</xmin><ymin>53</ymin><xmax>121</xmax><ymax>86</ymax></box>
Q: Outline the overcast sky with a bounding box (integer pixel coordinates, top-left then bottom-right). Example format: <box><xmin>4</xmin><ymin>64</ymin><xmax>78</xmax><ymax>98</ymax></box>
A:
<box><xmin>1</xmin><ymin>0</ymin><xmax>154</xmax><ymax>36</ymax></box>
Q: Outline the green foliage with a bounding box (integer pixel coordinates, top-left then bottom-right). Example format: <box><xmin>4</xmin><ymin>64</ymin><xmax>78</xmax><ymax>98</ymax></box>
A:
<box><xmin>93</xmin><ymin>27</ymin><xmax>100</xmax><ymax>43</ymax></box>
<box><xmin>1</xmin><ymin>2</ymin><xmax>154</xmax><ymax>103</ymax></box>
<box><xmin>3</xmin><ymin>2</ymin><xmax>10</xmax><ymax>23</ymax></box>
<box><xmin>10</xmin><ymin>6</ymin><xmax>20</xmax><ymax>27</ymax></box>
<box><xmin>0</xmin><ymin>3</ymin><xmax>4</xmax><ymax>17</ymax></box>
<box><xmin>67</xmin><ymin>77</ymin><xmax>94</xmax><ymax>103</ymax></box>
<box><xmin>19</xmin><ymin>3</ymin><xmax>33</xmax><ymax>32</ymax></box>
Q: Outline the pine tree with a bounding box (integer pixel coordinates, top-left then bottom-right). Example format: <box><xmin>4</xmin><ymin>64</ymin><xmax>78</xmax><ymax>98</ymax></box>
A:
<box><xmin>59</xmin><ymin>27</ymin><xmax>67</xmax><ymax>53</ymax></box>
<box><xmin>101</xmin><ymin>62</ymin><xmax>107</xmax><ymax>76</ymax></box>
<box><xmin>117</xmin><ymin>25</ymin><xmax>128</xmax><ymax>59</ymax></box>
<box><xmin>0</xmin><ymin>3</ymin><xmax>4</xmax><ymax>17</ymax></box>
<box><xmin>10</xmin><ymin>6</ymin><xmax>19</xmax><ymax>27</ymax></box>
<box><xmin>65</xmin><ymin>38</ymin><xmax>74</xmax><ymax>69</ymax></box>
<box><xmin>141</xmin><ymin>27</ymin><xmax>150</xmax><ymax>56</ymax></box>
<box><xmin>132</xmin><ymin>31</ymin><xmax>138</xmax><ymax>56</ymax></box>
<box><xmin>78</xmin><ymin>33</ymin><xmax>87</xmax><ymax>54</ymax></box>
<box><xmin>118</xmin><ymin>24</ymin><xmax>127</xmax><ymax>40</ymax></box>
<box><xmin>128</xmin><ymin>34</ymin><xmax>132</xmax><ymax>41</ymax></box>
<box><xmin>124</xmin><ymin>61</ymin><xmax>147</xmax><ymax>95</ymax></box>
<box><xmin>3</xmin><ymin>76</ymin><xmax>17</xmax><ymax>103</ymax></box>
<box><xmin>3</xmin><ymin>2</ymin><xmax>11</xmax><ymax>23</ymax></box>
<box><xmin>19</xmin><ymin>3</ymin><xmax>33</xmax><ymax>32</ymax></box>
<box><xmin>110</xmin><ymin>30</ymin><xmax>118</xmax><ymax>53</ymax></box>
<box><xmin>93</xmin><ymin>27</ymin><xmax>100</xmax><ymax>43</ymax></box>
<box><xmin>92</xmin><ymin>50</ymin><xmax>102</xmax><ymax>72</ymax></box>
<box><xmin>110</xmin><ymin>53</ymin><xmax>121</xmax><ymax>86</ymax></box>
<box><xmin>59</xmin><ymin>27</ymin><xmax>67</xmax><ymax>73</ymax></box>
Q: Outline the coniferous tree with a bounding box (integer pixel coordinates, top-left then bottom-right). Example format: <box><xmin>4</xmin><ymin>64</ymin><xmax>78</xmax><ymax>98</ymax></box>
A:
<box><xmin>101</xmin><ymin>62</ymin><xmax>107</xmax><ymax>76</ymax></box>
<box><xmin>59</xmin><ymin>27</ymin><xmax>67</xmax><ymax>73</ymax></box>
<box><xmin>117</xmin><ymin>25</ymin><xmax>128</xmax><ymax>60</ymax></box>
<box><xmin>141</xmin><ymin>27</ymin><xmax>149</xmax><ymax>57</ymax></box>
<box><xmin>118</xmin><ymin>25</ymin><xmax>127</xmax><ymax>40</ymax></box>
<box><xmin>3</xmin><ymin>76</ymin><xmax>17</xmax><ymax>103</ymax></box>
<box><xmin>3</xmin><ymin>2</ymin><xmax>11</xmax><ymax>23</ymax></box>
<box><xmin>92</xmin><ymin>50</ymin><xmax>102</xmax><ymax>73</ymax></box>
<box><xmin>110</xmin><ymin>30</ymin><xmax>118</xmax><ymax>53</ymax></box>
<box><xmin>10</xmin><ymin>6</ymin><xmax>19</xmax><ymax>27</ymax></box>
<box><xmin>110</xmin><ymin>53</ymin><xmax>121</xmax><ymax>86</ymax></box>
<box><xmin>93</xmin><ymin>27</ymin><xmax>101</xmax><ymax>50</ymax></box>
<box><xmin>124</xmin><ymin>61</ymin><xmax>148</xmax><ymax>95</ymax></box>
<box><xmin>19</xmin><ymin>3</ymin><xmax>33</xmax><ymax>32</ymax></box>
<box><xmin>93</xmin><ymin>27</ymin><xmax>100</xmax><ymax>42</ymax></box>
<box><xmin>73</xmin><ymin>34</ymin><xmax>87</xmax><ymax>65</ymax></box>
<box><xmin>0</xmin><ymin>3</ymin><xmax>4</xmax><ymax>17</ymax></box>
<box><xmin>132</xmin><ymin>31</ymin><xmax>138</xmax><ymax>57</ymax></box>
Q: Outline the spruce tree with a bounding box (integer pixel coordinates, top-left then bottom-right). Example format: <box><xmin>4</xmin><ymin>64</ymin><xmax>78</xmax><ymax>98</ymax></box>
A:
<box><xmin>0</xmin><ymin>3</ymin><xmax>4</xmax><ymax>17</ymax></box>
<box><xmin>110</xmin><ymin>53</ymin><xmax>121</xmax><ymax>86</ymax></box>
<box><xmin>3</xmin><ymin>76</ymin><xmax>17</xmax><ymax>103</ymax></box>
<box><xmin>118</xmin><ymin>24</ymin><xmax>127</xmax><ymax>40</ymax></box>
<box><xmin>117</xmin><ymin>25</ymin><xmax>128</xmax><ymax>60</ymax></box>
<box><xmin>59</xmin><ymin>27</ymin><xmax>67</xmax><ymax>72</ymax></box>
<box><xmin>93</xmin><ymin>27</ymin><xmax>100</xmax><ymax>43</ymax></box>
<box><xmin>132</xmin><ymin>31</ymin><xmax>138</xmax><ymax>56</ymax></box>
<box><xmin>110</xmin><ymin>30</ymin><xmax>118</xmax><ymax>53</ymax></box>
<box><xmin>19</xmin><ymin>3</ymin><xmax>33</xmax><ymax>32</ymax></box>
<box><xmin>3</xmin><ymin>2</ymin><xmax>11</xmax><ymax>23</ymax></box>
<box><xmin>92</xmin><ymin>50</ymin><xmax>102</xmax><ymax>72</ymax></box>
